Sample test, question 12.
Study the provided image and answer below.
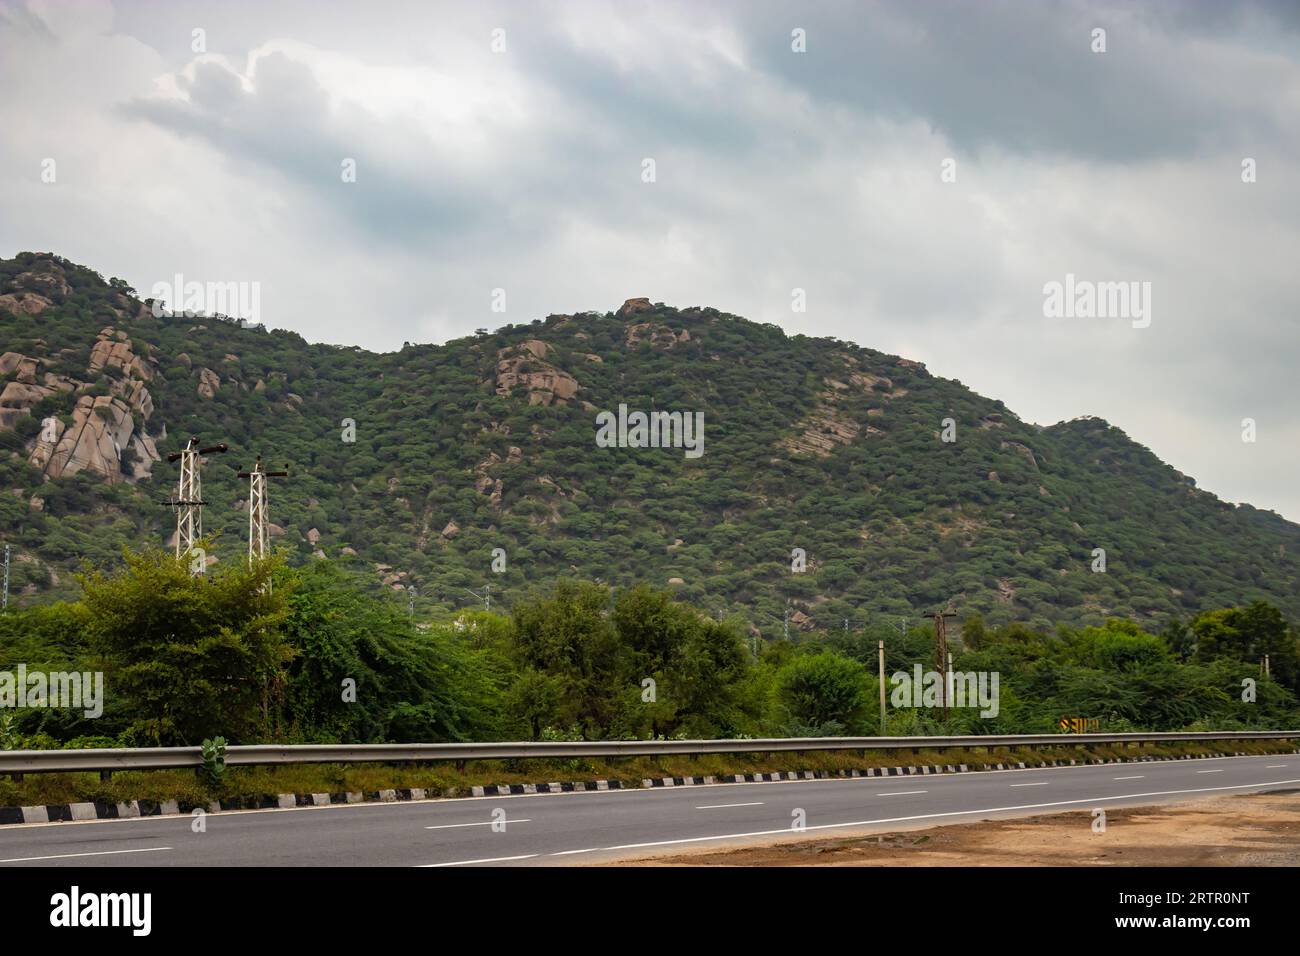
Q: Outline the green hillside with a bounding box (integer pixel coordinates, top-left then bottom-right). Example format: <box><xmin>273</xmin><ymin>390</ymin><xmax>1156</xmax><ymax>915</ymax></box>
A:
<box><xmin>2</xmin><ymin>250</ymin><xmax>1298</xmax><ymax>635</ymax></box>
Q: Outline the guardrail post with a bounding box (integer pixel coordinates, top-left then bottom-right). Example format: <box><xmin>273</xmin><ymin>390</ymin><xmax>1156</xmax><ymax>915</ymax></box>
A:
<box><xmin>100</xmin><ymin>770</ymin><xmax>112</xmax><ymax>782</ymax></box>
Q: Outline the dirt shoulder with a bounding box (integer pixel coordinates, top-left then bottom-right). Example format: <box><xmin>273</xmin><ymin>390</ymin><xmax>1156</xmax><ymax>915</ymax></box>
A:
<box><xmin>597</xmin><ymin>790</ymin><xmax>1300</xmax><ymax>866</ymax></box>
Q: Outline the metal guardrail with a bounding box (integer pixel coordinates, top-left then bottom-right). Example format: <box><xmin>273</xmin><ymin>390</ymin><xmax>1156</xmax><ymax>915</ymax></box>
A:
<box><xmin>1</xmin><ymin>730</ymin><xmax>1297</xmax><ymax>775</ymax></box>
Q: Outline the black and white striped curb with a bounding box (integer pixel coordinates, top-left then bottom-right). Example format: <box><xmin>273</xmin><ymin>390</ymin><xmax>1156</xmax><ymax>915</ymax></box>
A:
<box><xmin>635</xmin><ymin>748</ymin><xmax>1299</xmax><ymax>788</ymax></box>
<box><xmin>0</xmin><ymin>780</ymin><xmax>625</xmax><ymax>825</ymax></box>
<box><xmin>2</xmin><ymin>750</ymin><xmax>1294</xmax><ymax>825</ymax></box>
<box><xmin>0</xmin><ymin>787</ymin><xmax>453</xmax><ymax>826</ymax></box>
<box><xmin>470</xmin><ymin>779</ymin><xmax>622</xmax><ymax>797</ymax></box>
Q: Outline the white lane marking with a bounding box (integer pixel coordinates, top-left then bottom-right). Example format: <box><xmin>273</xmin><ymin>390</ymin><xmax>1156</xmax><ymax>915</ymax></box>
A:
<box><xmin>876</xmin><ymin>790</ymin><xmax>927</xmax><ymax>796</ymax></box>
<box><xmin>1266</xmin><ymin>765</ymin><xmax>1287</xmax><ymax>769</ymax></box>
<box><xmin>424</xmin><ymin>819</ymin><xmax>531</xmax><ymax>830</ymax></box>
<box><xmin>1010</xmin><ymin>782</ymin><xmax>1049</xmax><ymax>787</ymax></box>
<box><xmin>1196</xmin><ymin>770</ymin><xmax>1224</xmax><ymax>774</ymax></box>
<box><xmin>600</xmin><ymin>778</ymin><xmax>1300</xmax><ymax>853</ymax></box>
<box><xmin>0</xmin><ymin>847</ymin><xmax>172</xmax><ymax>864</ymax></box>
<box><xmin>5</xmin><ymin>753</ymin><xmax>1288</xmax><ymax>835</ymax></box>
<box><xmin>696</xmin><ymin>802</ymin><xmax>764</xmax><ymax>810</ymax></box>
<box><xmin>551</xmin><ymin>847</ymin><xmax>602</xmax><ymax>856</ymax></box>
<box><xmin>1113</xmin><ymin>776</ymin><xmax>1145</xmax><ymax>780</ymax></box>
<box><xmin>418</xmin><ymin>854</ymin><xmax>538</xmax><ymax>867</ymax></box>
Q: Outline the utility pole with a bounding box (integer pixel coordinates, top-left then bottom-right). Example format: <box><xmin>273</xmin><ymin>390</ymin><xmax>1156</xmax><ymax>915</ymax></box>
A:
<box><xmin>2</xmin><ymin>543</ymin><xmax>9</xmax><ymax>611</ymax></box>
<box><xmin>166</xmin><ymin>436</ymin><xmax>227</xmax><ymax>573</ymax></box>
<box><xmin>878</xmin><ymin>640</ymin><xmax>887</xmax><ymax>735</ymax></box>
<box><xmin>932</xmin><ymin>607</ymin><xmax>958</xmax><ymax>720</ymax></box>
<box><xmin>408</xmin><ymin>585</ymin><xmax>416</xmax><ymax>618</ymax></box>
<box><xmin>236</xmin><ymin>457</ymin><xmax>289</xmax><ymax>569</ymax></box>
<box><xmin>895</xmin><ymin>617</ymin><xmax>909</xmax><ymax>637</ymax></box>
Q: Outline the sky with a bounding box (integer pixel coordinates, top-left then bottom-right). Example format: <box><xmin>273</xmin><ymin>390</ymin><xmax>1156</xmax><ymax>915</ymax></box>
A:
<box><xmin>1</xmin><ymin>0</ymin><xmax>1297</xmax><ymax>520</ymax></box>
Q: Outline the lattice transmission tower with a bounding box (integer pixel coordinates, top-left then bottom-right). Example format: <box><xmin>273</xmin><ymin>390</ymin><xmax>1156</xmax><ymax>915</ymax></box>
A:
<box><xmin>237</xmin><ymin>456</ymin><xmax>289</xmax><ymax>568</ymax></box>
<box><xmin>166</xmin><ymin>436</ymin><xmax>227</xmax><ymax>572</ymax></box>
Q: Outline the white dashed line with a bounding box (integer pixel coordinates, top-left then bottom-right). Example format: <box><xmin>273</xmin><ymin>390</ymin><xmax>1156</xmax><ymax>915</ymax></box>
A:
<box><xmin>876</xmin><ymin>790</ymin><xmax>928</xmax><ymax>796</ymax></box>
<box><xmin>424</xmin><ymin>819</ymin><xmax>530</xmax><ymax>830</ymax></box>
<box><xmin>417</xmin><ymin>854</ymin><xmax>538</xmax><ymax>867</ymax></box>
<box><xmin>1010</xmin><ymin>782</ymin><xmax>1049</xmax><ymax>787</ymax></box>
<box><xmin>0</xmin><ymin>847</ymin><xmax>172</xmax><ymax>864</ymax></box>
<box><xmin>696</xmin><ymin>802</ymin><xmax>764</xmax><ymax>810</ymax></box>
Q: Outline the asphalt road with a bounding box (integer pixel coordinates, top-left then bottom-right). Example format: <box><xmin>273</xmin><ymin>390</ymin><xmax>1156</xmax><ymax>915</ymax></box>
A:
<box><xmin>1</xmin><ymin>754</ymin><xmax>1297</xmax><ymax>867</ymax></box>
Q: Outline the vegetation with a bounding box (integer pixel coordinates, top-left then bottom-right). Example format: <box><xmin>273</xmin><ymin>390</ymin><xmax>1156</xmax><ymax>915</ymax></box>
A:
<box><xmin>0</xmin><ymin>551</ymin><xmax>1296</xmax><ymax>753</ymax></box>
<box><xmin>2</xmin><ymin>251</ymin><xmax>1300</xmax><ymax>639</ymax></box>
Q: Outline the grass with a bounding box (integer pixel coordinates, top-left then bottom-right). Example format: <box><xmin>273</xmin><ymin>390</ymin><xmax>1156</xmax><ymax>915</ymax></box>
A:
<box><xmin>2</xmin><ymin>739</ymin><xmax>1295</xmax><ymax>809</ymax></box>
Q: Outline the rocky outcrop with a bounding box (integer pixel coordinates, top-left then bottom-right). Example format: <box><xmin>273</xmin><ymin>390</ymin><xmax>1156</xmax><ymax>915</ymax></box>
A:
<box><xmin>0</xmin><ymin>257</ymin><xmax>73</xmax><ymax>316</ymax></box>
<box><xmin>493</xmin><ymin>342</ymin><xmax>579</xmax><ymax>407</ymax></box>
<box><xmin>0</xmin><ymin>292</ymin><xmax>52</xmax><ymax>315</ymax></box>
<box><xmin>88</xmin><ymin>329</ymin><xmax>153</xmax><ymax>381</ymax></box>
<box><xmin>616</xmin><ymin>297</ymin><xmax>654</xmax><ymax>320</ymax></box>
<box><xmin>37</xmin><ymin>395</ymin><xmax>137</xmax><ymax>483</ymax></box>
<box><xmin>198</xmin><ymin>367</ymin><xmax>220</xmax><ymax>398</ymax></box>
<box><xmin>625</xmin><ymin>322</ymin><xmax>682</xmax><ymax>350</ymax></box>
<box><xmin>0</xmin><ymin>327</ymin><xmax>161</xmax><ymax>485</ymax></box>
<box><xmin>780</xmin><ymin>367</ymin><xmax>897</xmax><ymax>457</ymax></box>
<box><xmin>0</xmin><ymin>352</ymin><xmax>40</xmax><ymax>381</ymax></box>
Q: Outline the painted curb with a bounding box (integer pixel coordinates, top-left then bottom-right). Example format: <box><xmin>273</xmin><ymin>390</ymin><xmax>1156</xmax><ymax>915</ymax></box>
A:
<box><xmin>2</xmin><ymin>749</ymin><xmax>1295</xmax><ymax>826</ymax></box>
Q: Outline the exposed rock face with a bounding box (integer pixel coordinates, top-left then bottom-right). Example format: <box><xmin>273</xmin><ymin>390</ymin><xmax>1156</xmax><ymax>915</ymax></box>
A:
<box><xmin>440</xmin><ymin>520</ymin><xmax>460</xmax><ymax>539</ymax></box>
<box><xmin>0</xmin><ymin>325</ymin><xmax>161</xmax><ymax>485</ymax></box>
<box><xmin>625</xmin><ymin>322</ymin><xmax>682</xmax><ymax>350</ymax></box>
<box><xmin>473</xmin><ymin>452</ymin><xmax>505</xmax><ymax>508</ymax></box>
<box><xmin>198</xmin><ymin>367</ymin><xmax>220</xmax><ymax>398</ymax></box>
<box><xmin>616</xmin><ymin>297</ymin><xmax>653</xmax><ymax>320</ymax></box>
<box><xmin>0</xmin><ymin>352</ymin><xmax>40</xmax><ymax>381</ymax></box>
<box><xmin>307</xmin><ymin>527</ymin><xmax>322</xmax><ymax>545</ymax></box>
<box><xmin>0</xmin><ymin>257</ymin><xmax>72</xmax><ymax>316</ymax></box>
<box><xmin>88</xmin><ymin>332</ymin><xmax>153</xmax><ymax>381</ymax></box>
<box><xmin>493</xmin><ymin>342</ymin><xmax>579</xmax><ymax>406</ymax></box>
<box><xmin>38</xmin><ymin>395</ymin><xmax>136</xmax><ymax>483</ymax></box>
<box><xmin>781</xmin><ymin>365</ymin><xmax>898</xmax><ymax>457</ymax></box>
<box><xmin>0</xmin><ymin>292</ymin><xmax>52</xmax><ymax>315</ymax></box>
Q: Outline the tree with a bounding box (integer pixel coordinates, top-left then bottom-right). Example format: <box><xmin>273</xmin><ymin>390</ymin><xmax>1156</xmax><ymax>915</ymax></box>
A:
<box><xmin>778</xmin><ymin>651</ymin><xmax>870</xmax><ymax>733</ymax></box>
<box><xmin>81</xmin><ymin>548</ymin><xmax>291</xmax><ymax>745</ymax></box>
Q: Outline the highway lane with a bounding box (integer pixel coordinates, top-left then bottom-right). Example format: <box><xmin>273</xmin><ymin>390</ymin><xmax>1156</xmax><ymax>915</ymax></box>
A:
<box><xmin>0</xmin><ymin>753</ymin><xmax>1296</xmax><ymax>866</ymax></box>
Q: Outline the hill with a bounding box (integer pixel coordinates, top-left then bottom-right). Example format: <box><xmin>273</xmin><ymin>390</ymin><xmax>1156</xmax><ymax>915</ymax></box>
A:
<box><xmin>2</xmin><ymin>250</ymin><xmax>1298</xmax><ymax>634</ymax></box>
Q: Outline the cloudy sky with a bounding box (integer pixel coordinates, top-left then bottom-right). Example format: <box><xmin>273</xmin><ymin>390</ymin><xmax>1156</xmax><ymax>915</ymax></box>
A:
<box><xmin>1</xmin><ymin>0</ymin><xmax>1297</xmax><ymax>519</ymax></box>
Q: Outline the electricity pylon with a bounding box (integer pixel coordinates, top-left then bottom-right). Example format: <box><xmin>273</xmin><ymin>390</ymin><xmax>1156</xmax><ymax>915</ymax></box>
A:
<box><xmin>166</xmin><ymin>436</ymin><xmax>227</xmax><ymax>572</ymax></box>
<box><xmin>238</xmin><ymin>456</ymin><xmax>289</xmax><ymax>569</ymax></box>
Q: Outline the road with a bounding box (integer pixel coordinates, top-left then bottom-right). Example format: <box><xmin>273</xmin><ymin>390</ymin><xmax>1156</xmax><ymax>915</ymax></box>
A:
<box><xmin>1</xmin><ymin>754</ymin><xmax>1297</xmax><ymax>867</ymax></box>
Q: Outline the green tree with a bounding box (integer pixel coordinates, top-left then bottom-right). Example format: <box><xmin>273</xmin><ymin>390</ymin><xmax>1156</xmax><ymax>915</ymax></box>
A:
<box><xmin>81</xmin><ymin>547</ymin><xmax>291</xmax><ymax>745</ymax></box>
